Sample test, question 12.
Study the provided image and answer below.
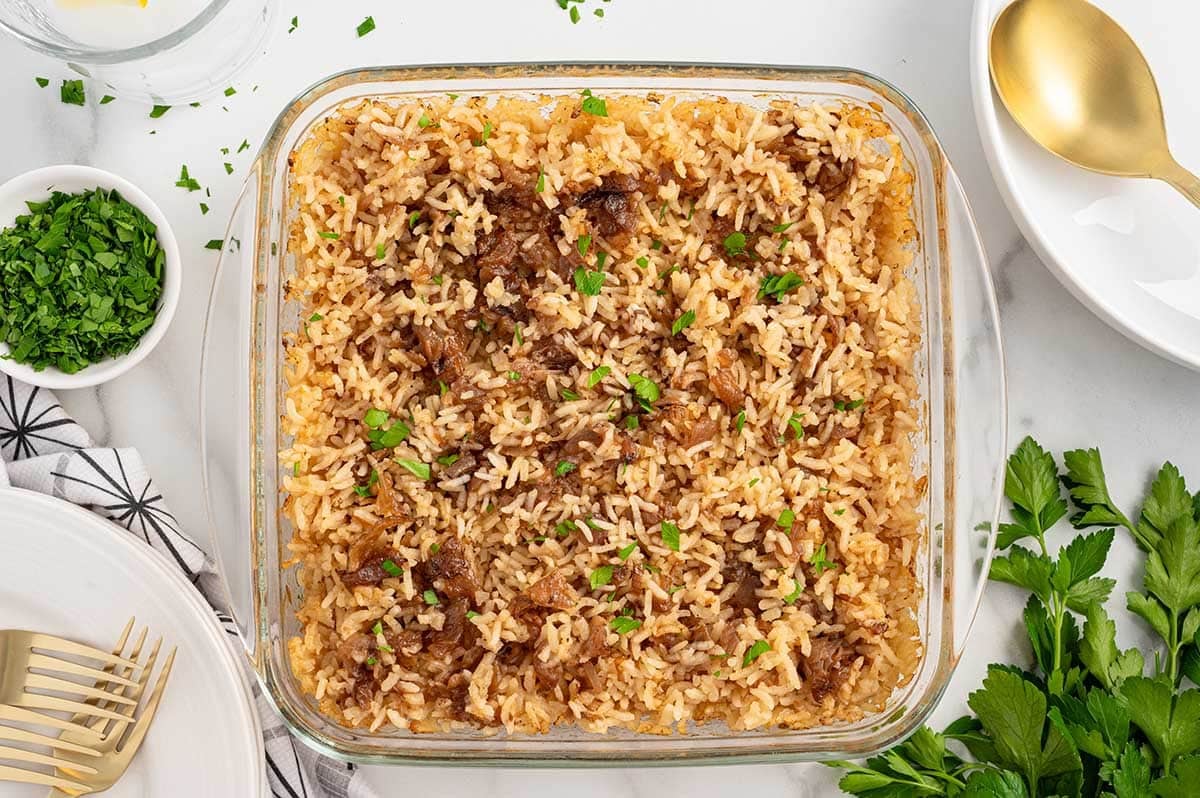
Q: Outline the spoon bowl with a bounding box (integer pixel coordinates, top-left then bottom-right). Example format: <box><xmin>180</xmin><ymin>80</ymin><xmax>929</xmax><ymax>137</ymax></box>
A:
<box><xmin>989</xmin><ymin>0</ymin><xmax>1200</xmax><ymax>205</ymax></box>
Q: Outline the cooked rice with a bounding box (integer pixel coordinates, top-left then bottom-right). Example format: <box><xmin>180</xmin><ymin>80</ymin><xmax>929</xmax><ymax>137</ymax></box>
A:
<box><xmin>280</xmin><ymin>92</ymin><xmax>924</xmax><ymax>735</ymax></box>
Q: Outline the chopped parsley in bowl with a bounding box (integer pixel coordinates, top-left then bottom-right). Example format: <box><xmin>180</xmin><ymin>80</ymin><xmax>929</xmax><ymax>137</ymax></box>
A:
<box><xmin>0</xmin><ymin>165</ymin><xmax>180</xmax><ymax>389</ymax></box>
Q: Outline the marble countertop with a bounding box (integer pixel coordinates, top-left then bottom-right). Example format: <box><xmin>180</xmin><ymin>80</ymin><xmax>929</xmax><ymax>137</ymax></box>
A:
<box><xmin>2</xmin><ymin>1</ymin><xmax>1198</xmax><ymax>795</ymax></box>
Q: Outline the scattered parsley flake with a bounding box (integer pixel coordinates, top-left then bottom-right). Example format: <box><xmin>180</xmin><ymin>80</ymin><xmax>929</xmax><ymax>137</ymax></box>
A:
<box><xmin>356</xmin><ymin>16</ymin><xmax>375</xmax><ymax>37</ymax></box>
<box><xmin>758</xmin><ymin>272</ymin><xmax>805</xmax><ymax>302</ymax></box>
<box><xmin>722</xmin><ymin>231</ymin><xmax>747</xmax><ymax>257</ymax></box>
<box><xmin>237</xmin><ymin>139</ymin><xmax>250</xmax><ymax>154</ymax></box>
<box><xmin>422</xmin><ymin>589</ymin><xmax>439</xmax><ymax>605</ymax></box>
<box><xmin>787</xmin><ymin>412</ymin><xmax>805</xmax><ymax>438</ymax></box>
<box><xmin>223</xmin><ymin>86</ymin><xmax>236</xmax><ymax>97</ymax></box>
<box><xmin>205</xmin><ymin>239</ymin><xmax>223</xmax><ymax>250</ymax></box>
<box><xmin>199</xmin><ymin>203</ymin><xmax>209</xmax><ymax>215</ymax></box>
<box><xmin>576</xmin><ymin>234</ymin><xmax>592</xmax><ymax>257</ymax></box>
<box><xmin>506</xmin><ymin>370</ymin><xmax>521</xmax><ymax>382</ymax></box>
<box><xmin>628</xmin><ymin>374</ymin><xmax>660</xmax><ymax>412</ymax></box>
<box><xmin>560</xmin><ymin>388</ymin><xmax>580</xmax><ymax>401</ymax></box>
<box><xmin>581</xmin><ymin>92</ymin><xmax>608</xmax><ymax>116</ymax></box>
<box><xmin>660</xmin><ymin>521</ymin><xmax>681</xmax><ymax>552</ymax></box>
<box><xmin>408</xmin><ymin>211</ymin><xmax>421</xmax><ymax>229</ymax></box>
<box><xmin>318</xmin><ymin>231</ymin><xmax>340</xmax><ymax>240</ymax></box>
<box><xmin>636</xmin><ymin>256</ymin><xmax>649</xmax><ymax>268</ymax></box>
<box><xmin>396</xmin><ymin>459</ymin><xmax>431</xmax><ymax>481</ymax></box>
<box><xmin>618</xmin><ymin>543</ymin><xmax>638</xmax><ymax>561</ymax></box>
<box><xmin>783</xmin><ymin>579</ymin><xmax>803</xmax><ymax>605</ymax></box>
<box><xmin>777</xmin><ymin>509</ymin><xmax>795</xmax><ymax>532</ymax></box>
<box><xmin>589</xmin><ymin>566</ymin><xmax>614</xmax><ymax>589</ymax></box>
<box><xmin>610</xmin><ymin>614</ymin><xmax>642</xmax><ymax>634</ymax></box>
<box><xmin>60</xmin><ymin>79</ymin><xmax>85</xmax><ymax>106</ymax></box>
<box><xmin>35</xmin><ymin>77</ymin><xmax>48</xmax><ymax>88</ymax></box>
<box><xmin>100</xmin><ymin>95</ymin><xmax>115</xmax><ymax>104</ymax></box>
<box><xmin>772</xmin><ymin>221</ymin><xmax>794</xmax><ymax>233</ymax></box>
<box><xmin>149</xmin><ymin>105</ymin><xmax>170</xmax><ymax>118</ymax></box>
<box><xmin>748</xmin><ymin>477</ymin><xmax>760</xmax><ymax>488</ymax></box>
<box><xmin>574</xmin><ymin>267</ymin><xmax>605</xmax><ymax>296</ymax></box>
<box><xmin>809</xmin><ymin>543</ymin><xmax>836</xmax><ymax>575</ymax></box>
<box><xmin>175</xmin><ymin>164</ymin><xmax>201</xmax><ymax>192</ymax></box>
<box><xmin>536</xmin><ymin>166</ymin><xmax>546</xmax><ymax>193</ymax></box>
<box><xmin>671</xmin><ymin>309</ymin><xmax>696</xmax><ymax>336</ymax></box>
<box><xmin>743</xmin><ymin>640</ymin><xmax>771</xmax><ymax>667</ymax></box>
<box><xmin>587</xmin><ymin>365</ymin><xmax>610</xmax><ymax>387</ymax></box>
<box><xmin>381</xmin><ymin>558</ymin><xmax>402</xmax><ymax>577</ymax></box>
<box><xmin>417</xmin><ymin>113</ymin><xmax>433</xmax><ymax>128</ymax></box>
<box><xmin>223</xmin><ymin>162</ymin><xmax>234</xmax><ymax>175</ymax></box>
<box><xmin>287</xmin><ymin>15</ymin><xmax>298</xmax><ymax>33</ymax></box>
<box><xmin>555</xmin><ymin>460</ymin><xmax>576</xmax><ymax>477</ymax></box>
<box><xmin>735</xmin><ymin>409</ymin><xmax>746</xmax><ymax>434</ymax></box>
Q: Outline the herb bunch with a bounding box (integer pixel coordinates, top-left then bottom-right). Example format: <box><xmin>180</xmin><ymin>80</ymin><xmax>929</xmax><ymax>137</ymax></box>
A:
<box><xmin>829</xmin><ymin>436</ymin><xmax>1200</xmax><ymax>797</ymax></box>
<box><xmin>0</xmin><ymin>188</ymin><xmax>164</xmax><ymax>373</ymax></box>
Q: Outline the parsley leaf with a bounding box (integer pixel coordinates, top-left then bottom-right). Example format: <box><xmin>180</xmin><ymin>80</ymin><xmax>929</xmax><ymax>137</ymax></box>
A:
<box><xmin>587</xmin><ymin>365</ymin><xmax>610</xmax><ymax>387</ymax></box>
<box><xmin>618</xmin><ymin>543</ymin><xmax>638</xmax><ymax>561</ymax></box>
<box><xmin>60</xmin><ymin>79</ymin><xmax>85</xmax><ymax>105</ymax></box>
<box><xmin>589</xmin><ymin>566</ymin><xmax>613</xmax><ymax>589</ymax></box>
<box><xmin>660</xmin><ymin>521</ymin><xmax>680</xmax><ymax>552</ymax></box>
<box><xmin>742</xmin><ymin>640</ymin><xmax>770</xmax><ymax>667</ymax></box>
<box><xmin>356</xmin><ymin>16</ymin><xmax>376</xmax><ymax>36</ymax></box>
<box><xmin>628</xmin><ymin>374</ymin><xmax>659</xmax><ymax>412</ymax></box>
<box><xmin>395</xmin><ymin>459</ymin><xmax>430</xmax><ymax>481</ymax></box>
<box><xmin>722</xmin><ymin>231</ymin><xmax>747</xmax><ymax>258</ymax></box>
<box><xmin>671</xmin><ymin>309</ymin><xmax>696</xmax><ymax>336</ymax></box>
<box><xmin>574</xmin><ymin>267</ymin><xmax>605</xmax><ymax>296</ymax></box>
<box><xmin>809</xmin><ymin>543</ymin><xmax>836</xmax><ymax>575</ymax></box>
<box><xmin>757</xmin><ymin>272</ymin><xmax>805</xmax><ymax>302</ymax></box>
<box><xmin>610</xmin><ymin>614</ymin><xmax>641</xmax><ymax>634</ymax></box>
<box><xmin>580</xmin><ymin>92</ymin><xmax>608</xmax><ymax>117</ymax></box>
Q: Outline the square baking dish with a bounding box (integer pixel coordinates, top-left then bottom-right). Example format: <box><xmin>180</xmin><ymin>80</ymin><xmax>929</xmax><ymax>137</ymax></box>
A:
<box><xmin>200</xmin><ymin>62</ymin><xmax>1007</xmax><ymax>766</ymax></box>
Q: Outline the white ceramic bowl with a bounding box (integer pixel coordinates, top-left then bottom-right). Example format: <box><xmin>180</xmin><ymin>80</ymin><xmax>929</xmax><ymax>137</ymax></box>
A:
<box><xmin>0</xmin><ymin>165</ymin><xmax>181</xmax><ymax>389</ymax></box>
<box><xmin>971</xmin><ymin>0</ymin><xmax>1200</xmax><ymax>371</ymax></box>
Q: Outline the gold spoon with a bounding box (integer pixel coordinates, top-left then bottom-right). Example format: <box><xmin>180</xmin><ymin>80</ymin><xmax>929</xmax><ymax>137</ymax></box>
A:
<box><xmin>989</xmin><ymin>0</ymin><xmax>1200</xmax><ymax>208</ymax></box>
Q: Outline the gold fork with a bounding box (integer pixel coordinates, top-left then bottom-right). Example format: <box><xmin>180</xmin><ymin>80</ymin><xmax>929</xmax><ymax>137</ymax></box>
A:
<box><xmin>47</xmin><ymin>619</ymin><xmax>176</xmax><ymax>797</ymax></box>
<box><xmin>0</xmin><ymin>622</ymin><xmax>146</xmax><ymax>792</ymax></box>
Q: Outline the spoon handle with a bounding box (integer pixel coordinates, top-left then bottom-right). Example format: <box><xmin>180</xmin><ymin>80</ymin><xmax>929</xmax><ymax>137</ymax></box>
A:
<box><xmin>1158</xmin><ymin>159</ymin><xmax>1200</xmax><ymax>210</ymax></box>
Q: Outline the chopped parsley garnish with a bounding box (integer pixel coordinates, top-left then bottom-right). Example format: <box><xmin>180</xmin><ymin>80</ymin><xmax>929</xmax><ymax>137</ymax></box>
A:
<box><xmin>809</xmin><ymin>543</ymin><xmax>836</xmax><ymax>575</ymax></box>
<box><xmin>610</xmin><ymin>614</ymin><xmax>641</xmax><ymax>634</ymax></box>
<box><xmin>747</xmin><ymin>477</ymin><xmax>760</xmax><ymax>488</ymax></box>
<box><xmin>408</xmin><ymin>211</ymin><xmax>421</xmax><ymax>229</ymax></box>
<box><xmin>372</xmin><ymin>620</ymin><xmax>384</xmax><ymax>636</ymax></box>
<box><xmin>364</xmin><ymin>407</ymin><xmax>388</xmax><ymax>428</ymax></box>
<box><xmin>587</xmin><ymin>365</ymin><xmax>610</xmax><ymax>387</ymax></box>
<box><xmin>353</xmin><ymin>469</ymin><xmax>380</xmax><ymax>497</ymax></box>
<box><xmin>667</xmin><ymin>585</ymin><xmax>684</xmax><ymax>595</ymax></box>
<box><xmin>555</xmin><ymin>460</ymin><xmax>576</xmax><ymax>476</ymax></box>
<box><xmin>200</xmin><ymin>203</ymin><xmax>209</xmax><ymax>215</ymax></box>
<box><xmin>772</xmin><ymin>221</ymin><xmax>794</xmax><ymax>233</ymax></box>
<box><xmin>175</xmin><ymin>164</ymin><xmax>201</xmax><ymax>192</ymax></box>
<box><xmin>356</xmin><ymin>16</ymin><xmax>376</xmax><ymax>37</ymax></box>
<box><xmin>318</xmin><ymin>231</ymin><xmax>340</xmax><ymax>240</ymax></box>
<box><xmin>223</xmin><ymin>86</ymin><xmax>236</xmax><ymax>97</ymax></box>
<box><xmin>628</xmin><ymin>374</ymin><xmax>660</xmax><ymax>412</ymax></box>
<box><xmin>375</xmin><ymin>243</ymin><xmax>386</xmax><ymax>260</ymax></box>
<box><xmin>395</xmin><ymin>459</ymin><xmax>430</xmax><ymax>481</ymax></box>
<box><xmin>35</xmin><ymin>77</ymin><xmax>48</xmax><ymax>88</ymax></box>
<box><xmin>365</xmin><ymin>412</ymin><xmax>410</xmax><ymax>449</ymax></box>
<box><xmin>99</xmin><ymin>95</ymin><xmax>115</xmax><ymax>105</ymax></box>
<box><xmin>437</xmin><ymin>380</ymin><xmax>449</xmax><ymax>396</ymax></box>
<box><xmin>584</xmin><ymin>517</ymin><xmax>602</xmax><ymax>531</ymax></box>
<box><xmin>735</xmin><ymin>409</ymin><xmax>746</xmax><ymax>434</ymax></box>
<box><xmin>0</xmin><ymin>188</ymin><xmax>165</xmax><ymax>374</ymax></box>
<box><xmin>589</xmin><ymin>565</ymin><xmax>614</xmax><ymax>589</ymax></box>
<box><xmin>758</xmin><ymin>272</ymin><xmax>805</xmax><ymax>302</ymax></box>
<box><xmin>513</xmin><ymin>323</ymin><xmax>524</xmax><ymax>347</ymax></box>
<box><xmin>417</xmin><ymin>113</ymin><xmax>434</xmax><ymax>128</ymax></box>
<box><xmin>777</xmin><ymin>508</ymin><xmax>795</xmax><ymax>532</ymax></box>
<box><xmin>560</xmin><ymin>387</ymin><xmax>580</xmax><ymax>401</ymax></box>
<box><xmin>506</xmin><ymin>370</ymin><xmax>521</xmax><ymax>381</ymax></box>
<box><xmin>651</xmin><ymin>239</ymin><xmax>663</xmax><ymax>250</ymax></box>
<box><xmin>237</xmin><ymin>139</ymin><xmax>250</xmax><ymax>154</ymax></box>
<box><xmin>635</xmin><ymin>256</ymin><xmax>649</xmax><ymax>269</ymax></box>
<box><xmin>430</xmin><ymin>543</ymin><xmax>440</xmax><ymax>554</ymax></box>
<box><xmin>742</xmin><ymin>640</ymin><xmax>770</xmax><ymax>667</ymax></box>
<box><xmin>365</xmin><ymin>655</ymin><xmax>378</xmax><ymax>666</ymax></box>
<box><xmin>60</xmin><ymin>80</ymin><xmax>85</xmax><ymax>106</ymax></box>
<box><xmin>660</xmin><ymin>521</ymin><xmax>681</xmax><ymax>552</ymax></box>
<box><xmin>787</xmin><ymin>412</ymin><xmax>805</xmax><ymax>439</ymax></box>
<box><xmin>783</xmin><ymin>579</ymin><xmax>803</xmax><ymax>605</ymax></box>
<box><xmin>308</xmin><ymin>312</ymin><xmax>323</xmax><ymax>322</ymax></box>
<box><xmin>618</xmin><ymin>543</ymin><xmax>638</xmax><ymax>561</ymax></box>
<box><xmin>149</xmin><ymin>105</ymin><xmax>170</xmax><ymax>118</ymax></box>
<box><xmin>536</xmin><ymin>166</ymin><xmax>546</xmax><ymax>193</ymax></box>
<box><xmin>223</xmin><ymin>162</ymin><xmax>234</xmax><ymax>175</ymax></box>
<box><xmin>205</xmin><ymin>239</ymin><xmax>224</xmax><ymax>250</ymax></box>
<box><xmin>834</xmin><ymin>508</ymin><xmax>846</xmax><ymax>516</ymax></box>
<box><xmin>465</xmin><ymin>610</ymin><xmax>479</xmax><ymax>619</ymax></box>
<box><xmin>623</xmin><ymin>414</ymin><xmax>639</xmax><ymax>430</ymax></box>
<box><xmin>722</xmin><ymin>231</ymin><xmax>747</xmax><ymax>258</ymax></box>
<box><xmin>835</xmin><ymin>397</ymin><xmax>867</xmax><ymax>411</ymax></box>
<box><xmin>422</xmin><ymin>589</ymin><xmax>439</xmax><ymax>605</ymax></box>
<box><xmin>432</xmin><ymin>275</ymin><xmax>443</xmax><ymax>285</ymax></box>
<box><xmin>576</xmin><ymin>234</ymin><xmax>592</xmax><ymax>257</ymax></box>
<box><xmin>555</xmin><ymin>520</ymin><xmax>576</xmax><ymax>538</ymax></box>
<box><xmin>574</xmin><ymin>267</ymin><xmax>605</xmax><ymax>296</ymax></box>
<box><xmin>687</xmin><ymin>200</ymin><xmax>696</xmax><ymax>221</ymax></box>
<box><xmin>671</xmin><ymin>309</ymin><xmax>696</xmax><ymax>336</ymax></box>
<box><xmin>435</xmin><ymin>453</ymin><xmax>460</xmax><ymax>467</ymax></box>
<box><xmin>287</xmin><ymin>15</ymin><xmax>298</xmax><ymax>33</ymax></box>
<box><xmin>474</xmin><ymin>121</ymin><xmax>493</xmax><ymax>146</ymax></box>
<box><xmin>293</xmin><ymin>462</ymin><xmax>300</xmax><ymax>477</ymax></box>
<box><xmin>580</xmin><ymin>90</ymin><xmax>608</xmax><ymax>117</ymax></box>
<box><xmin>569</xmin><ymin>5</ymin><xmax>581</xmax><ymax>23</ymax></box>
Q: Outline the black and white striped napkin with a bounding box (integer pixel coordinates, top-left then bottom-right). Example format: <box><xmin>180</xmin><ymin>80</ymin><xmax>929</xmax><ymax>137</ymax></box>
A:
<box><xmin>0</xmin><ymin>374</ymin><xmax>378</xmax><ymax>798</ymax></box>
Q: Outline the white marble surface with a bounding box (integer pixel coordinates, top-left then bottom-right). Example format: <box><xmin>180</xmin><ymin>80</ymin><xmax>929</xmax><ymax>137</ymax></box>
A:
<box><xmin>1</xmin><ymin>1</ymin><xmax>1198</xmax><ymax>795</ymax></box>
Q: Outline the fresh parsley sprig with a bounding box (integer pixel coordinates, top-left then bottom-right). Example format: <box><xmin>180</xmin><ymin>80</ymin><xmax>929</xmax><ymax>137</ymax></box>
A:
<box><xmin>830</xmin><ymin>436</ymin><xmax>1200</xmax><ymax>797</ymax></box>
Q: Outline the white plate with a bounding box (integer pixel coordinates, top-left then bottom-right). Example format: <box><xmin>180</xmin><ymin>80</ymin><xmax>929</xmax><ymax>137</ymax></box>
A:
<box><xmin>971</xmin><ymin>0</ymin><xmax>1200</xmax><ymax>370</ymax></box>
<box><xmin>0</xmin><ymin>489</ymin><xmax>265</xmax><ymax>797</ymax></box>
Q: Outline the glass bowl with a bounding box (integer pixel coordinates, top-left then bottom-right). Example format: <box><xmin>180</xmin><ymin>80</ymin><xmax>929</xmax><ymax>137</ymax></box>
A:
<box><xmin>0</xmin><ymin>0</ymin><xmax>278</xmax><ymax>103</ymax></box>
<box><xmin>200</xmin><ymin>62</ymin><xmax>1008</xmax><ymax>766</ymax></box>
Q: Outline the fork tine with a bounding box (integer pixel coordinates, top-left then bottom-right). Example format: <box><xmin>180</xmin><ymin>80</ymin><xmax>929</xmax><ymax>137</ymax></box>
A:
<box><xmin>0</xmin><ymin>705</ymin><xmax>102</xmax><ymax>739</ymax></box>
<box><xmin>28</xmin><ymin>652</ymin><xmax>139</xmax><ymax>688</ymax></box>
<box><xmin>15</xmin><ymin>692</ymin><xmax>131</xmax><ymax>722</ymax></box>
<box><xmin>0</xmin><ymin>764</ymin><xmax>91</xmax><ymax>792</ymax></box>
<box><xmin>23</xmin><ymin>672</ymin><xmax>139</xmax><ymax>706</ymax></box>
<box><xmin>114</xmin><ymin>646</ymin><xmax>176</xmax><ymax>755</ymax></box>
<box><xmin>71</xmin><ymin>624</ymin><xmax>149</xmax><ymax>735</ymax></box>
<box><xmin>94</xmin><ymin>634</ymin><xmax>160</xmax><ymax>741</ymax></box>
<box><xmin>0</xmin><ymin>743</ymin><xmax>99</xmax><ymax>774</ymax></box>
<box><xmin>29</xmin><ymin>633</ymin><xmax>142</xmax><ymax>670</ymax></box>
<box><xmin>0</xmin><ymin>723</ymin><xmax>101</xmax><ymax>756</ymax></box>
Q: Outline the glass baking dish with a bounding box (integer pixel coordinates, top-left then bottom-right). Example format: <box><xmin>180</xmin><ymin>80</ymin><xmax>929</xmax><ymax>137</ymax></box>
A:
<box><xmin>200</xmin><ymin>63</ymin><xmax>1007</xmax><ymax>766</ymax></box>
